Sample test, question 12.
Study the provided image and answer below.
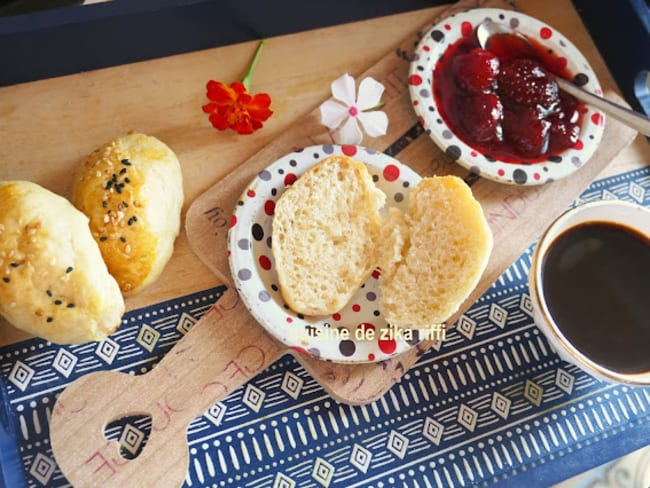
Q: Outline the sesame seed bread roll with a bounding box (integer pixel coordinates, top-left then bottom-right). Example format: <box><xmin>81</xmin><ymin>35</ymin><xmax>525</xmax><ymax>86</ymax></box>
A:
<box><xmin>0</xmin><ymin>181</ymin><xmax>124</xmax><ymax>344</ymax></box>
<box><xmin>377</xmin><ymin>176</ymin><xmax>493</xmax><ymax>329</ymax></box>
<box><xmin>272</xmin><ymin>155</ymin><xmax>385</xmax><ymax>316</ymax></box>
<box><xmin>72</xmin><ymin>133</ymin><xmax>183</xmax><ymax>296</ymax></box>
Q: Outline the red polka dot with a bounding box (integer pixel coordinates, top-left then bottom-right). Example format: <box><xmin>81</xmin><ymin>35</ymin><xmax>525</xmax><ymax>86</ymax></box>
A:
<box><xmin>367</xmin><ymin>353</ymin><xmax>375</xmax><ymax>361</ymax></box>
<box><xmin>534</xmin><ymin>173</ymin><xmax>541</xmax><ymax>180</ymax></box>
<box><xmin>471</xmin><ymin>151</ymin><xmax>478</xmax><ymax>157</ymax></box>
<box><xmin>352</xmin><ymin>304</ymin><xmax>361</xmax><ymax>312</ymax></box>
<box><xmin>574</xmin><ymin>140</ymin><xmax>584</xmax><ymax>150</ymax></box>
<box><xmin>342</xmin><ymin>145</ymin><xmax>357</xmax><ymax>156</ymax></box>
<box><xmin>557</xmin><ymin>57</ymin><xmax>568</xmax><ymax>69</ymax></box>
<box><xmin>264</xmin><ymin>200</ymin><xmax>275</xmax><ymax>216</ymax></box>
<box><xmin>372</xmin><ymin>269</ymin><xmax>381</xmax><ymax>279</ymax></box>
<box><xmin>247</xmin><ymin>189</ymin><xmax>256</xmax><ymax>198</ymax></box>
<box><xmin>291</xmin><ymin>346</ymin><xmax>309</xmax><ymax>356</ymax></box>
<box><xmin>358</xmin><ymin>322</ymin><xmax>376</xmax><ymax>332</ymax></box>
<box><xmin>498</xmin><ymin>168</ymin><xmax>505</xmax><ymax>176</ymax></box>
<box><xmin>413</xmin><ymin>100</ymin><xmax>419</xmax><ymax>106</ymax></box>
<box><xmin>383</xmin><ymin>164</ymin><xmax>400</xmax><ymax>182</ymax></box>
<box><xmin>461</xmin><ymin>21</ymin><xmax>473</xmax><ymax>36</ymax></box>
<box><xmin>229</xmin><ymin>215</ymin><xmax>237</xmax><ymax>228</ymax></box>
<box><xmin>284</xmin><ymin>173</ymin><xmax>297</xmax><ymax>186</ymax></box>
<box><xmin>591</xmin><ymin>113</ymin><xmax>604</xmax><ymax>125</ymax></box>
<box><xmin>332</xmin><ymin>313</ymin><xmax>342</xmax><ymax>321</ymax></box>
<box><xmin>227</xmin><ymin>250</ymin><xmax>231</xmax><ymax>257</ymax></box>
<box><xmin>286</xmin><ymin>317</ymin><xmax>293</xmax><ymax>323</ymax></box>
<box><xmin>540</xmin><ymin>27</ymin><xmax>552</xmax><ymax>39</ymax></box>
<box><xmin>423</xmin><ymin>46</ymin><xmax>430</xmax><ymax>52</ymax></box>
<box><xmin>408</xmin><ymin>74</ymin><xmax>423</xmax><ymax>86</ymax></box>
<box><xmin>378</xmin><ymin>337</ymin><xmax>397</xmax><ymax>354</ymax></box>
<box><xmin>444</xmin><ymin>24</ymin><xmax>451</xmax><ymax>30</ymax></box>
<box><xmin>259</xmin><ymin>255</ymin><xmax>271</xmax><ymax>270</ymax></box>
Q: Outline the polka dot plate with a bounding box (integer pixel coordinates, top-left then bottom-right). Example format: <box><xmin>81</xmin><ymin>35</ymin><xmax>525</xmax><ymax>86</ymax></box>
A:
<box><xmin>408</xmin><ymin>8</ymin><xmax>605</xmax><ymax>185</ymax></box>
<box><xmin>228</xmin><ymin>144</ymin><xmax>422</xmax><ymax>363</ymax></box>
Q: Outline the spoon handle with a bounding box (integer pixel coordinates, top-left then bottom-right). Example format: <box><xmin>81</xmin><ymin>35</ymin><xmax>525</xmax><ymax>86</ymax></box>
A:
<box><xmin>556</xmin><ymin>77</ymin><xmax>650</xmax><ymax>137</ymax></box>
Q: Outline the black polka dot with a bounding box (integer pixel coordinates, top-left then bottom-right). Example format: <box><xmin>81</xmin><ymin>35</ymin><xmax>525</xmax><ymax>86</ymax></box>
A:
<box><xmin>431</xmin><ymin>30</ymin><xmax>445</xmax><ymax>42</ymax></box>
<box><xmin>573</xmin><ymin>73</ymin><xmax>589</xmax><ymax>87</ymax></box>
<box><xmin>339</xmin><ymin>340</ymin><xmax>356</xmax><ymax>357</ymax></box>
<box><xmin>446</xmin><ymin>145</ymin><xmax>461</xmax><ymax>161</ymax></box>
<box><xmin>548</xmin><ymin>156</ymin><xmax>563</xmax><ymax>163</ymax></box>
<box><xmin>251</xmin><ymin>223</ymin><xmax>264</xmax><ymax>241</ymax></box>
<box><xmin>513</xmin><ymin>169</ymin><xmax>528</xmax><ymax>184</ymax></box>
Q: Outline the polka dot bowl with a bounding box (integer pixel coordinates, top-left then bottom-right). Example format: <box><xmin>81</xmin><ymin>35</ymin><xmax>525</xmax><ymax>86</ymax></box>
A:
<box><xmin>408</xmin><ymin>8</ymin><xmax>605</xmax><ymax>185</ymax></box>
<box><xmin>228</xmin><ymin>144</ymin><xmax>425</xmax><ymax>363</ymax></box>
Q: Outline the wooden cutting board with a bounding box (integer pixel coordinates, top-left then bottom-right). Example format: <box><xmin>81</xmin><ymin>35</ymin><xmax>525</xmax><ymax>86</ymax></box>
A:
<box><xmin>45</xmin><ymin>0</ymin><xmax>637</xmax><ymax>486</ymax></box>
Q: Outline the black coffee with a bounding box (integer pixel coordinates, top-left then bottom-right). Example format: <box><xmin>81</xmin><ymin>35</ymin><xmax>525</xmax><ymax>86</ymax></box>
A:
<box><xmin>541</xmin><ymin>221</ymin><xmax>650</xmax><ymax>373</ymax></box>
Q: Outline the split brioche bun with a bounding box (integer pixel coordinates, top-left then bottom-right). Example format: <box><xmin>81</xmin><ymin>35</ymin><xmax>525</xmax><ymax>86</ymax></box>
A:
<box><xmin>272</xmin><ymin>155</ymin><xmax>386</xmax><ymax>315</ymax></box>
<box><xmin>271</xmin><ymin>155</ymin><xmax>492</xmax><ymax>328</ymax></box>
<box><xmin>72</xmin><ymin>133</ymin><xmax>183</xmax><ymax>296</ymax></box>
<box><xmin>0</xmin><ymin>181</ymin><xmax>125</xmax><ymax>344</ymax></box>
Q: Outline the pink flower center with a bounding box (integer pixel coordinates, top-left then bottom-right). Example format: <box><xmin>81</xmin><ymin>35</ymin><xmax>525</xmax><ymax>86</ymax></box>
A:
<box><xmin>348</xmin><ymin>105</ymin><xmax>359</xmax><ymax>117</ymax></box>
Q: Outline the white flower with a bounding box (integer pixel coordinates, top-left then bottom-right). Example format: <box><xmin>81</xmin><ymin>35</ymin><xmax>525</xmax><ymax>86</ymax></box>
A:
<box><xmin>319</xmin><ymin>73</ymin><xmax>388</xmax><ymax>145</ymax></box>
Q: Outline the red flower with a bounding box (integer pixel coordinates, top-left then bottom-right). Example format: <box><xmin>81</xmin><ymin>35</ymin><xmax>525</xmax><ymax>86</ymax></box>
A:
<box><xmin>202</xmin><ymin>81</ymin><xmax>273</xmax><ymax>134</ymax></box>
<box><xmin>202</xmin><ymin>40</ymin><xmax>274</xmax><ymax>135</ymax></box>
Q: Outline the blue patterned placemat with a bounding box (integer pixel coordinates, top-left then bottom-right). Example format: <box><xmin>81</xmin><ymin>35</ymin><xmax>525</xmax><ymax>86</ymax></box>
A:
<box><xmin>0</xmin><ymin>166</ymin><xmax>649</xmax><ymax>488</ymax></box>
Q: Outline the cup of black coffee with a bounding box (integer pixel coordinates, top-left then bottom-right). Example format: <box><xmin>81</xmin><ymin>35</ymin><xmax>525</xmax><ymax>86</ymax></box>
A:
<box><xmin>529</xmin><ymin>200</ymin><xmax>650</xmax><ymax>384</ymax></box>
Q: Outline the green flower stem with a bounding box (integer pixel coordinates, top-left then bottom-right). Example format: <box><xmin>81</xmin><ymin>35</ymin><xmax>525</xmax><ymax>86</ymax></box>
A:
<box><xmin>363</xmin><ymin>101</ymin><xmax>385</xmax><ymax>112</ymax></box>
<box><xmin>241</xmin><ymin>39</ymin><xmax>267</xmax><ymax>91</ymax></box>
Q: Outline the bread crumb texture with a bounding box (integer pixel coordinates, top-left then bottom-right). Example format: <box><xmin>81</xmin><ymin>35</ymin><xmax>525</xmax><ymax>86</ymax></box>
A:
<box><xmin>272</xmin><ymin>156</ymin><xmax>385</xmax><ymax>315</ymax></box>
<box><xmin>378</xmin><ymin>176</ymin><xmax>493</xmax><ymax>328</ymax></box>
<box><xmin>0</xmin><ymin>181</ymin><xmax>125</xmax><ymax>344</ymax></box>
<box><xmin>71</xmin><ymin>133</ymin><xmax>183</xmax><ymax>295</ymax></box>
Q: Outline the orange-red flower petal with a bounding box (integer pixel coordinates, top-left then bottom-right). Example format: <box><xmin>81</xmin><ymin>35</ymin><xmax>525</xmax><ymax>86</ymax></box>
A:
<box><xmin>203</xmin><ymin>80</ymin><xmax>273</xmax><ymax>135</ymax></box>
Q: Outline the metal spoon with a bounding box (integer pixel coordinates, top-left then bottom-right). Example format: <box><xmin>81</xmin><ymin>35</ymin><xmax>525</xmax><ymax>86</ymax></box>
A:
<box><xmin>476</xmin><ymin>19</ymin><xmax>650</xmax><ymax>137</ymax></box>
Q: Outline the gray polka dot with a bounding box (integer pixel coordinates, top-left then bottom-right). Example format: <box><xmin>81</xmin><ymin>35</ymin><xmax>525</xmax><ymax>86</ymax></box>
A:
<box><xmin>322</xmin><ymin>144</ymin><xmax>334</xmax><ymax>154</ymax></box>
<box><xmin>238</xmin><ymin>238</ymin><xmax>250</xmax><ymax>250</ymax></box>
<box><xmin>238</xmin><ymin>269</ymin><xmax>252</xmax><ymax>281</ymax></box>
<box><xmin>442</xmin><ymin>130</ymin><xmax>453</xmax><ymax>140</ymax></box>
<box><xmin>366</xmin><ymin>292</ymin><xmax>377</xmax><ymax>301</ymax></box>
<box><xmin>446</xmin><ymin>145</ymin><xmax>461</xmax><ymax>160</ymax></box>
<box><xmin>394</xmin><ymin>193</ymin><xmax>404</xmax><ymax>203</ymax></box>
<box><xmin>419</xmin><ymin>88</ymin><xmax>431</xmax><ymax>98</ymax></box>
<box><xmin>571</xmin><ymin>156</ymin><xmax>582</xmax><ymax>167</ymax></box>
<box><xmin>339</xmin><ymin>340</ymin><xmax>356</xmax><ymax>357</ymax></box>
<box><xmin>510</xmin><ymin>18</ymin><xmax>520</xmax><ymax>29</ymax></box>
<box><xmin>259</xmin><ymin>290</ymin><xmax>271</xmax><ymax>302</ymax></box>
<box><xmin>258</xmin><ymin>170</ymin><xmax>272</xmax><ymax>181</ymax></box>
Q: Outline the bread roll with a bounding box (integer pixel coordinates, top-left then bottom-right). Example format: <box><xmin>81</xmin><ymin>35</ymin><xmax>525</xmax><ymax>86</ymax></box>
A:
<box><xmin>0</xmin><ymin>181</ymin><xmax>124</xmax><ymax>344</ymax></box>
<box><xmin>272</xmin><ymin>155</ymin><xmax>386</xmax><ymax>315</ymax></box>
<box><xmin>72</xmin><ymin>133</ymin><xmax>183</xmax><ymax>295</ymax></box>
<box><xmin>377</xmin><ymin>176</ymin><xmax>493</xmax><ymax>328</ymax></box>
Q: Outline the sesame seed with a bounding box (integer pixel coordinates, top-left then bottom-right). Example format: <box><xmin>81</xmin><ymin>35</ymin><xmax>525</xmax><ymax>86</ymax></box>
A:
<box><xmin>99</xmin><ymin>236</ymin><xmax>107</xmax><ymax>242</ymax></box>
<box><xmin>105</xmin><ymin>180</ymin><xmax>113</xmax><ymax>190</ymax></box>
<box><xmin>120</xmin><ymin>237</ymin><xmax>126</xmax><ymax>243</ymax></box>
<box><xmin>122</xmin><ymin>201</ymin><xmax>129</xmax><ymax>207</ymax></box>
<box><xmin>102</xmin><ymin>201</ymin><xmax>108</xmax><ymax>208</ymax></box>
<box><xmin>66</xmin><ymin>266</ymin><xmax>73</xmax><ymax>274</ymax></box>
<box><xmin>46</xmin><ymin>289</ymin><xmax>52</xmax><ymax>297</ymax></box>
<box><xmin>46</xmin><ymin>317</ymin><xmax>53</xmax><ymax>323</ymax></box>
<box><xmin>10</xmin><ymin>262</ymin><xmax>18</xmax><ymax>268</ymax></box>
<box><xmin>128</xmin><ymin>217</ymin><xmax>135</xmax><ymax>226</ymax></box>
<box><xmin>124</xmin><ymin>178</ymin><xmax>130</xmax><ymax>184</ymax></box>
<box><xmin>54</xmin><ymin>300</ymin><xmax>62</xmax><ymax>305</ymax></box>
<box><xmin>111</xmin><ymin>174</ymin><xmax>118</xmax><ymax>182</ymax></box>
<box><xmin>2</xmin><ymin>277</ymin><xmax>9</xmax><ymax>283</ymax></box>
<box><xmin>120</xmin><ymin>168</ymin><xmax>127</xmax><ymax>175</ymax></box>
<box><xmin>67</xmin><ymin>303</ymin><xmax>75</xmax><ymax>308</ymax></box>
<box><xmin>116</xmin><ymin>185</ymin><xmax>123</xmax><ymax>194</ymax></box>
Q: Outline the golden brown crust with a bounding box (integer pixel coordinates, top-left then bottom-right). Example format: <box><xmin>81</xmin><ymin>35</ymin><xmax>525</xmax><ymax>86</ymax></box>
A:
<box><xmin>71</xmin><ymin>133</ymin><xmax>183</xmax><ymax>295</ymax></box>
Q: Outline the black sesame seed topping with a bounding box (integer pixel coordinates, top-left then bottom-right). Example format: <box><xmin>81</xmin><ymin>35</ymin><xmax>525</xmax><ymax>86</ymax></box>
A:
<box><xmin>46</xmin><ymin>317</ymin><xmax>53</xmax><ymax>323</ymax></box>
<box><xmin>54</xmin><ymin>300</ymin><xmax>62</xmax><ymax>305</ymax></box>
<box><xmin>124</xmin><ymin>177</ymin><xmax>130</xmax><ymax>184</ymax></box>
<box><xmin>66</xmin><ymin>266</ymin><xmax>73</xmax><ymax>273</ymax></box>
<box><xmin>105</xmin><ymin>180</ymin><xmax>113</xmax><ymax>190</ymax></box>
<box><xmin>121</xmin><ymin>159</ymin><xmax>131</xmax><ymax>166</ymax></box>
<box><xmin>119</xmin><ymin>237</ymin><xmax>126</xmax><ymax>243</ymax></box>
<box><xmin>99</xmin><ymin>236</ymin><xmax>107</xmax><ymax>242</ymax></box>
<box><xmin>127</xmin><ymin>216</ymin><xmax>138</xmax><ymax>226</ymax></box>
<box><xmin>111</xmin><ymin>173</ymin><xmax>118</xmax><ymax>182</ymax></box>
<box><xmin>122</xmin><ymin>201</ymin><xmax>128</xmax><ymax>207</ymax></box>
<box><xmin>2</xmin><ymin>277</ymin><xmax>9</xmax><ymax>283</ymax></box>
<box><xmin>115</xmin><ymin>185</ymin><xmax>123</xmax><ymax>194</ymax></box>
<box><xmin>46</xmin><ymin>289</ymin><xmax>52</xmax><ymax>297</ymax></box>
<box><xmin>119</xmin><ymin>168</ymin><xmax>127</xmax><ymax>175</ymax></box>
<box><xmin>10</xmin><ymin>262</ymin><xmax>18</xmax><ymax>268</ymax></box>
<box><xmin>67</xmin><ymin>303</ymin><xmax>75</xmax><ymax>308</ymax></box>
<box><xmin>102</xmin><ymin>201</ymin><xmax>108</xmax><ymax>208</ymax></box>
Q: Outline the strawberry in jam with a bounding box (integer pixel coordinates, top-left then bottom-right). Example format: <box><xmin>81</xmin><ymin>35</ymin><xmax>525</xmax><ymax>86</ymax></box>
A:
<box><xmin>433</xmin><ymin>30</ymin><xmax>583</xmax><ymax>163</ymax></box>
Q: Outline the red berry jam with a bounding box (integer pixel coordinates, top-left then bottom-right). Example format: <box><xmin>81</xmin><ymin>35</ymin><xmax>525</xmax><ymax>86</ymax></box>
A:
<box><xmin>433</xmin><ymin>30</ymin><xmax>584</xmax><ymax>163</ymax></box>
